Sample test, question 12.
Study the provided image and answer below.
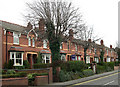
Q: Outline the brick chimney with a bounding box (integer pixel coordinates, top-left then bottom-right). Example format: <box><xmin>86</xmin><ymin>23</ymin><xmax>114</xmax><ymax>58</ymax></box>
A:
<box><xmin>27</xmin><ymin>22</ymin><xmax>33</xmax><ymax>29</ymax></box>
<box><xmin>39</xmin><ymin>19</ymin><xmax>44</xmax><ymax>30</ymax></box>
<box><xmin>69</xmin><ymin>29</ymin><xmax>73</xmax><ymax>40</ymax></box>
<box><xmin>110</xmin><ymin>45</ymin><xmax>112</xmax><ymax>48</ymax></box>
<box><xmin>88</xmin><ymin>39</ymin><xmax>91</xmax><ymax>42</ymax></box>
<box><xmin>100</xmin><ymin>40</ymin><xmax>104</xmax><ymax>45</ymax></box>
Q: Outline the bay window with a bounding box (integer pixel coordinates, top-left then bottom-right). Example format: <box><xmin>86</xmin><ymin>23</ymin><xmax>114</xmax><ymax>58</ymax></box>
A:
<box><xmin>13</xmin><ymin>32</ymin><xmax>19</xmax><ymax>44</ymax></box>
<box><xmin>10</xmin><ymin>52</ymin><xmax>23</xmax><ymax>66</ymax></box>
<box><xmin>42</xmin><ymin>54</ymin><xmax>51</xmax><ymax>63</ymax></box>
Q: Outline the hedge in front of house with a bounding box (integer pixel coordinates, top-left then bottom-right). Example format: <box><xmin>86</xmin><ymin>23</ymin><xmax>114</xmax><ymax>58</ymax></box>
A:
<box><xmin>60</xmin><ymin>61</ymin><xmax>87</xmax><ymax>72</ymax></box>
<box><xmin>33</xmin><ymin>63</ymin><xmax>51</xmax><ymax>69</ymax></box>
<box><xmin>83</xmin><ymin>69</ymin><xmax>94</xmax><ymax>77</ymax></box>
<box><xmin>96</xmin><ymin>62</ymin><xmax>114</xmax><ymax>74</ymax></box>
<box><xmin>2</xmin><ymin>72</ymin><xmax>27</xmax><ymax>78</ymax></box>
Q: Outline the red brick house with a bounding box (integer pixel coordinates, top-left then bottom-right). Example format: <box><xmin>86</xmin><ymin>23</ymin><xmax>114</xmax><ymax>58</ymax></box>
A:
<box><xmin>0</xmin><ymin>20</ymin><xmax>118</xmax><ymax>68</ymax></box>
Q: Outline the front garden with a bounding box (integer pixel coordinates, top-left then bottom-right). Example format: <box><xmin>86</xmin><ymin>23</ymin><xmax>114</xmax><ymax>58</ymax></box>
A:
<box><xmin>1</xmin><ymin>59</ymin><xmax>118</xmax><ymax>85</ymax></box>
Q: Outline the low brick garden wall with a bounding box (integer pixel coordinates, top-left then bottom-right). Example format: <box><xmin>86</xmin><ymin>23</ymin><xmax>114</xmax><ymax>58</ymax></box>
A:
<box><xmin>34</xmin><ymin>75</ymin><xmax>48</xmax><ymax>86</ymax></box>
<box><xmin>2</xmin><ymin>67</ymin><xmax>53</xmax><ymax>86</ymax></box>
<box><xmin>2</xmin><ymin>77</ymin><xmax>28</xmax><ymax>86</ymax></box>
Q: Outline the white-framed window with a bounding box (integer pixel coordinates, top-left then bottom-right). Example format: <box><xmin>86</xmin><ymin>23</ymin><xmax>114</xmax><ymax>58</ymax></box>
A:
<box><xmin>107</xmin><ymin>49</ymin><xmax>108</xmax><ymax>55</ymax></box>
<box><xmin>75</xmin><ymin>44</ymin><xmax>77</xmax><ymax>51</ymax></box>
<box><xmin>94</xmin><ymin>57</ymin><xmax>99</xmax><ymax>63</ymax></box>
<box><xmin>10</xmin><ymin>52</ymin><xmax>23</xmax><ymax>66</ymax></box>
<box><xmin>43</xmin><ymin>39</ymin><xmax>47</xmax><ymax>48</ymax></box>
<box><xmin>111</xmin><ymin>50</ymin><xmax>112</xmax><ymax>56</ymax></box>
<box><xmin>107</xmin><ymin>57</ymin><xmax>110</xmax><ymax>62</ymax></box>
<box><xmin>75</xmin><ymin>56</ymin><xmax>77</xmax><ymax>60</ymax></box>
<box><xmin>13</xmin><ymin>32</ymin><xmax>19</xmax><ymax>44</ymax></box>
<box><xmin>86</xmin><ymin>56</ymin><xmax>90</xmax><ymax>63</ymax></box>
<box><xmin>78</xmin><ymin>56</ymin><xmax>81</xmax><ymax>61</ymax></box>
<box><xmin>60</xmin><ymin>42</ymin><xmax>63</xmax><ymax>49</ymax></box>
<box><xmin>32</xmin><ymin>37</ymin><xmax>35</xmax><ymax>47</ymax></box>
<box><xmin>42</xmin><ymin>54</ymin><xmax>51</xmax><ymax>63</ymax></box>
<box><xmin>61</xmin><ymin>55</ymin><xmax>66</xmax><ymax>61</ymax></box>
<box><xmin>28</xmin><ymin>37</ymin><xmax>31</xmax><ymax>46</ymax></box>
<box><xmin>94</xmin><ymin>48</ymin><xmax>97</xmax><ymax>54</ymax></box>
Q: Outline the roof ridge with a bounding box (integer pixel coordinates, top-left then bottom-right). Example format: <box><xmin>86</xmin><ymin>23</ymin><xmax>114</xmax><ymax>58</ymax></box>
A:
<box><xmin>0</xmin><ymin>20</ymin><xmax>26</xmax><ymax>28</ymax></box>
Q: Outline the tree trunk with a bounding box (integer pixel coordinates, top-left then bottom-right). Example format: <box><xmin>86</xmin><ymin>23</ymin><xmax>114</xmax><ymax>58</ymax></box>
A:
<box><xmin>49</xmin><ymin>40</ymin><xmax>61</xmax><ymax>63</ymax></box>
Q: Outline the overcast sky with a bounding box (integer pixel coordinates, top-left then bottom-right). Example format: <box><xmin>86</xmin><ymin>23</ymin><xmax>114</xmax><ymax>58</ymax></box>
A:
<box><xmin>0</xmin><ymin>0</ymin><xmax>119</xmax><ymax>48</ymax></box>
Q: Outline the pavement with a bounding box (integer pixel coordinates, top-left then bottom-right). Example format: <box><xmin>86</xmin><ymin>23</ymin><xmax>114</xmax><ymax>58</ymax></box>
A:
<box><xmin>48</xmin><ymin>70</ymin><xmax>119</xmax><ymax>86</ymax></box>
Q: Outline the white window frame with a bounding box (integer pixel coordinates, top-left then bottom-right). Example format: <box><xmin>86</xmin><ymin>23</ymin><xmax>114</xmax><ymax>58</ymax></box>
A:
<box><xmin>107</xmin><ymin>49</ymin><xmax>108</xmax><ymax>55</ymax></box>
<box><xmin>94</xmin><ymin>57</ymin><xmax>99</xmax><ymax>63</ymax></box>
<box><xmin>86</xmin><ymin>56</ymin><xmax>90</xmax><ymax>63</ymax></box>
<box><xmin>61</xmin><ymin>55</ymin><xmax>66</xmax><ymax>61</ymax></box>
<box><xmin>32</xmin><ymin>37</ymin><xmax>35</xmax><ymax>47</ymax></box>
<box><xmin>111</xmin><ymin>50</ymin><xmax>112</xmax><ymax>56</ymax></box>
<box><xmin>75</xmin><ymin>56</ymin><xmax>77</xmax><ymax>60</ymax></box>
<box><xmin>60</xmin><ymin>42</ymin><xmax>63</xmax><ymax>49</ymax></box>
<box><xmin>107</xmin><ymin>57</ymin><xmax>110</xmax><ymax>62</ymax></box>
<box><xmin>13</xmin><ymin>32</ymin><xmax>19</xmax><ymax>44</ymax></box>
<box><xmin>10</xmin><ymin>52</ymin><xmax>23</xmax><ymax>66</ymax></box>
<box><xmin>78</xmin><ymin>56</ymin><xmax>81</xmax><ymax>61</ymax></box>
<box><xmin>43</xmin><ymin>40</ymin><xmax>47</xmax><ymax>48</ymax></box>
<box><xmin>28</xmin><ymin>37</ymin><xmax>31</xmax><ymax>46</ymax></box>
<box><xmin>42</xmin><ymin>54</ymin><xmax>51</xmax><ymax>63</ymax></box>
<box><xmin>75</xmin><ymin>44</ymin><xmax>77</xmax><ymax>51</ymax></box>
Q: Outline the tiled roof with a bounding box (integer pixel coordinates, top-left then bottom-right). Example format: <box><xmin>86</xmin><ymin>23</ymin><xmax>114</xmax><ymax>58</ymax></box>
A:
<box><xmin>0</xmin><ymin>20</ymin><xmax>26</xmax><ymax>33</ymax></box>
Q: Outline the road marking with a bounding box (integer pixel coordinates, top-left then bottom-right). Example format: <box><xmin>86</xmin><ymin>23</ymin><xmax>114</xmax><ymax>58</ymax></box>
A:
<box><xmin>71</xmin><ymin>72</ymin><xmax>118</xmax><ymax>86</ymax></box>
<box><xmin>104</xmin><ymin>80</ymin><xmax>114</xmax><ymax>85</ymax></box>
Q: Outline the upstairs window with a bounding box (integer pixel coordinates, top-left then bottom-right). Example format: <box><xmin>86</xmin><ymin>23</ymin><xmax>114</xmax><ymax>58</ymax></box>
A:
<box><xmin>67</xmin><ymin>42</ymin><xmax>69</xmax><ymax>51</ymax></box>
<box><xmin>28</xmin><ymin>37</ymin><xmax>31</xmax><ymax>46</ymax></box>
<box><xmin>43</xmin><ymin>39</ymin><xmax>47</xmax><ymax>48</ymax></box>
<box><xmin>13</xmin><ymin>32</ymin><xmax>19</xmax><ymax>44</ymax></box>
<box><xmin>107</xmin><ymin>49</ymin><xmax>108</xmax><ymax>55</ymax></box>
<box><xmin>60</xmin><ymin>42</ymin><xmax>63</xmax><ymax>49</ymax></box>
<box><xmin>32</xmin><ymin>37</ymin><xmax>35</xmax><ymax>47</ymax></box>
<box><xmin>111</xmin><ymin>50</ymin><xmax>112</xmax><ymax>56</ymax></box>
<box><xmin>75</xmin><ymin>44</ymin><xmax>77</xmax><ymax>51</ymax></box>
<box><xmin>94</xmin><ymin>48</ymin><xmax>97</xmax><ymax>54</ymax></box>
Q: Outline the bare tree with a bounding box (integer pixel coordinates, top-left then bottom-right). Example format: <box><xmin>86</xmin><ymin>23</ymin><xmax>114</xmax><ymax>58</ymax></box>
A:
<box><xmin>26</xmin><ymin>0</ymin><xmax>84</xmax><ymax>62</ymax></box>
<box><xmin>75</xmin><ymin>25</ymin><xmax>101</xmax><ymax>63</ymax></box>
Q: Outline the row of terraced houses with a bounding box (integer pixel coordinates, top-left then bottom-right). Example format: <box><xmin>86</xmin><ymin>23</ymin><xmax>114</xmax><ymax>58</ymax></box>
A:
<box><xmin>0</xmin><ymin>20</ymin><xmax>118</xmax><ymax>68</ymax></box>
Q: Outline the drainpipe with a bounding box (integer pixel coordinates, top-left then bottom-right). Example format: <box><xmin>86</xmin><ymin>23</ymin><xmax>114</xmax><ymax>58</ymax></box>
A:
<box><xmin>6</xmin><ymin>30</ymin><xmax>8</xmax><ymax>63</ymax></box>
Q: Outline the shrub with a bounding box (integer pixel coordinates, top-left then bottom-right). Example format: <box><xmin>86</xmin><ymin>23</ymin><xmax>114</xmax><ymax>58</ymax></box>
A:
<box><xmin>17</xmin><ymin>72</ymin><xmax>27</xmax><ymax>77</ymax></box>
<box><xmin>6</xmin><ymin>70</ymin><xmax>16</xmax><ymax>74</ymax></box>
<box><xmin>96</xmin><ymin>65</ymin><xmax>105</xmax><ymax>74</ymax></box>
<box><xmin>65</xmin><ymin>72</ymin><xmax>72</xmax><ymax>81</ymax></box>
<box><xmin>59</xmin><ymin>70</ymin><xmax>66</xmax><ymax>82</ymax></box>
<box><xmin>106</xmin><ymin>62</ymin><xmax>114</xmax><ymax>70</ymax></box>
<box><xmin>4</xmin><ymin>60</ymin><xmax>14</xmax><ymax>69</ymax></box>
<box><xmin>83</xmin><ymin>69</ymin><xmax>94</xmax><ymax>77</ymax></box>
<box><xmin>61</xmin><ymin>61</ymin><xmax>87</xmax><ymax>72</ymax></box>
<box><xmin>37</xmin><ymin>52</ymin><xmax>43</xmax><ymax>63</ymax></box>
<box><xmin>33</xmin><ymin>63</ymin><xmax>50</xmax><ymax>69</ymax></box>
<box><xmin>114</xmin><ymin>61</ymin><xmax>119</xmax><ymax>66</ymax></box>
<box><xmin>23</xmin><ymin>60</ymin><xmax>30</xmax><ymax>69</ymax></box>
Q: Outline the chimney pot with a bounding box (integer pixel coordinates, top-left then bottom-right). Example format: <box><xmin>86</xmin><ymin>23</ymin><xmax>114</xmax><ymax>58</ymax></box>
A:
<box><xmin>110</xmin><ymin>45</ymin><xmax>112</xmax><ymax>48</ymax></box>
<box><xmin>88</xmin><ymin>39</ymin><xmax>91</xmax><ymax>42</ymax></box>
<box><xmin>39</xmin><ymin>19</ymin><xmax>44</xmax><ymax>30</ymax></box>
<box><xmin>100</xmin><ymin>40</ymin><xmax>104</xmax><ymax>45</ymax></box>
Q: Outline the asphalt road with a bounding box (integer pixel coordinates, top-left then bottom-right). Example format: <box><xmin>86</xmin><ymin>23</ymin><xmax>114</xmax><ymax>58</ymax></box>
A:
<box><xmin>71</xmin><ymin>72</ymin><xmax>120</xmax><ymax>87</ymax></box>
